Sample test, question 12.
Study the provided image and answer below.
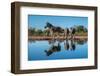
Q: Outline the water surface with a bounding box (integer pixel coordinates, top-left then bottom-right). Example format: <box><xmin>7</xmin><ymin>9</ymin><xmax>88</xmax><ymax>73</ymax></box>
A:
<box><xmin>28</xmin><ymin>39</ymin><xmax>88</xmax><ymax>61</ymax></box>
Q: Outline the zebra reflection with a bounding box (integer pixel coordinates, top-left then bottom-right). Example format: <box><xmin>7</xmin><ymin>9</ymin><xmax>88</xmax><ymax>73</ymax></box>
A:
<box><xmin>64</xmin><ymin>40</ymin><xmax>76</xmax><ymax>51</ymax></box>
<box><xmin>45</xmin><ymin>40</ymin><xmax>76</xmax><ymax>56</ymax></box>
<box><xmin>45</xmin><ymin>41</ymin><xmax>61</xmax><ymax>56</ymax></box>
<box><xmin>64</xmin><ymin>40</ymin><xmax>69</xmax><ymax>50</ymax></box>
<box><xmin>70</xmin><ymin>40</ymin><xmax>76</xmax><ymax>50</ymax></box>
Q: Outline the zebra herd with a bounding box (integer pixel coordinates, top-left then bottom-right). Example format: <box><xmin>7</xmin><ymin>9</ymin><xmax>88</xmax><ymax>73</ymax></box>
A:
<box><xmin>45</xmin><ymin>22</ymin><xmax>76</xmax><ymax>39</ymax></box>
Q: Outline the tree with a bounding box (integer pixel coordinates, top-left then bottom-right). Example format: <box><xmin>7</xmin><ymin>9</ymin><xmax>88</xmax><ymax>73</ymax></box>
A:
<box><xmin>74</xmin><ymin>25</ymin><xmax>87</xmax><ymax>33</ymax></box>
<box><xmin>36</xmin><ymin>29</ymin><xmax>43</xmax><ymax>35</ymax></box>
<box><xmin>28</xmin><ymin>27</ymin><xmax>36</xmax><ymax>36</ymax></box>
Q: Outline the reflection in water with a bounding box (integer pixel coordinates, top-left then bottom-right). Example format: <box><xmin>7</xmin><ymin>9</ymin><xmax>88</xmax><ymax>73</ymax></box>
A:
<box><xmin>75</xmin><ymin>39</ymin><xmax>87</xmax><ymax>45</ymax></box>
<box><xmin>45</xmin><ymin>41</ymin><xmax>61</xmax><ymax>56</ymax></box>
<box><xmin>64</xmin><ymin>40</ymin><xmax>75</xmax><ymax>51</ymax></box>
<box><xmin>28</xmin><ymin>39</ymin><xmax>36</xmax><ymax>43</ymax></box>
<box><xmin>43</xmin><ymin>39</ymin><xmax>87</xmax><ymax>56</ymax></box>
<box><xmin>70</xmin><ymin>40</ymin><xmax>76</xmax><ymax>51</ymax></box>
<box><xmin>64</xmin><ymin>40</ymin><xmax>69</xmax><ymax>50</ymax></box>
<box><xmin>28</xmin><ymin>39</ymin><xmax>88</xmax><ymax>60</ymax></box>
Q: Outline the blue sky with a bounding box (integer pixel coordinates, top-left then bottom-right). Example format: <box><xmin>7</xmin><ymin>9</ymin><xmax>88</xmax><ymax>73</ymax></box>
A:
<box><xmin>28</xmin><ymin>15</ymin><xmax>88</xmax><ymax>30</ymax></box>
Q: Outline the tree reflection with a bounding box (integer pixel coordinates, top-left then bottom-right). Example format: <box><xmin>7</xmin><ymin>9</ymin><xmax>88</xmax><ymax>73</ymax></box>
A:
<box><xmin>75</xmin><ymin>39</ymin><xmax>87</xmax><ymax>45</ymax></box>
<box><xmin>28</xmin><ymin>39</ymin><xmax>36</xmax><ymax>43</ymax></box>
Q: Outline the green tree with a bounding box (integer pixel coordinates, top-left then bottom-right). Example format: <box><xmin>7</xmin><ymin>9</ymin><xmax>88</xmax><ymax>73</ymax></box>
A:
<box><xmin>74</xmin><ymin>25</ymin><xmax>87</xmax><ymax>33</ymax></box>
<box><xmin>36</xmin><ymin>29</ymin><xmax>43</xmax><ymax>35</ymax></box>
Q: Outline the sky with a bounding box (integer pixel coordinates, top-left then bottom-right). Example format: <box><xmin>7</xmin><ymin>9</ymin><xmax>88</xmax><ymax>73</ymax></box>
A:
<box><xmin>28</xmin><ymin>15</ymin><xmax>88</xmax><ymax>30</ymax></box>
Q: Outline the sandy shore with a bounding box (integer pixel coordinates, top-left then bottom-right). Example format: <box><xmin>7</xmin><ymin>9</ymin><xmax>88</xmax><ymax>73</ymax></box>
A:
<box><xmin>28</xmin><ymin>36</ymin><xmax>87</xmax><ymax>40</ymax></box>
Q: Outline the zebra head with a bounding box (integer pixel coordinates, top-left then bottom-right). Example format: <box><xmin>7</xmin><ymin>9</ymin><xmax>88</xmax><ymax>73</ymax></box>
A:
<box><xmin>45</xmin><ymin>22</ymin><xmax>53</xmax><ymax>29</ymax></box>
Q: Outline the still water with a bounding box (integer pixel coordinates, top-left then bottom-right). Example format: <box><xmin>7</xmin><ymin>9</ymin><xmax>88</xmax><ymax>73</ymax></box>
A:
<box><xmin>28</xmin><ymin>39</ymin><xmax>88</xmax><ymax>61</ymax></box>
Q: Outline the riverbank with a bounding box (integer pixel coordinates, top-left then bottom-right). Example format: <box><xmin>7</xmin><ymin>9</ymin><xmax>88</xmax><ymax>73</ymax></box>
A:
<box><xmin>28</xmin><ymin>36</ymin><xmax>87</xmax><ymax>40</ymax></box>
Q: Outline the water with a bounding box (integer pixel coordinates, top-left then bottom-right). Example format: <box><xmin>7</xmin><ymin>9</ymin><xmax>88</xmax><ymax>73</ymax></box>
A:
<box><xmin>28</xmin><ymin>39</ymin><xmax>88</xmax><ymax>61</ymax></box>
